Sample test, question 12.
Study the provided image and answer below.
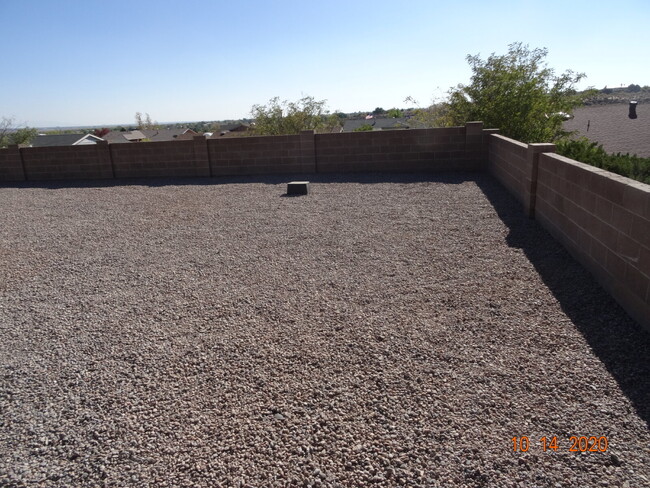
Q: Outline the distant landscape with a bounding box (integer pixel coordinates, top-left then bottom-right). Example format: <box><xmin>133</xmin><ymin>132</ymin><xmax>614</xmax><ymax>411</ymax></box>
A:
<box><xmin>33</xmin><ymin>109</ymin><xmax>409</xmax><ymax>135</ymax></box>
<box><xmin>5</xmin><ymin>81</ymin><xmax>648</xmax><ymax>184</ymax></box>
<box><xmin>36</xmin><ymin>86</ymin><xmax>650</xmax><ymax>154</ymax></box>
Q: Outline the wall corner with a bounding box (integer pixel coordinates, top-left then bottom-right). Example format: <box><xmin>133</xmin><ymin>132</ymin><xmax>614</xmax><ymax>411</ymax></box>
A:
<box><xmin>525</xmin><ymin>143</ymin><xmax>556</xmax><ymax>218</ymax></box>
<box><xmin>465</xmin><ymin>122</ymin><xmax>484</xmax><ymax>169</ymax></box>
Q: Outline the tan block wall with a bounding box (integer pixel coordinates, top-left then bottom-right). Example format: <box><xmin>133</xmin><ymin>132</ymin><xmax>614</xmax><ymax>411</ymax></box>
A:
<box><xmin>487</xmin><ymin>134</ymin><xmax>529</xmax><ymax>205</ymax></box>
<box><xmin>110</xmin><ymin>140</ymin><xmax>204</xmax><ymax>178</ymax></box>
<box><xmin>535</xmin><ymin>153</ymin><xmax>650</xmax><ymax>330</ymax></box>
<box><xmin>20</xmin><ymin>143</ymin><xmax>113</xmax><ymax>181</ymax></box>
<box><xmin>2</xmin><ymin>124</ymin><xmax>488</xmax><ymax>182</ymax></box>
<box><xmin>208</xmin><ymin>134</ymin><xmax>307</xmax><ymax>176</ymax></box>
<box><xmin>315</xmin><ymin>127</ymin><xmax>478</xmax><ymax>173</ymax></box>
<box><xmin>0</xmin><ymin>145</ymin><xmax>25</xmax><ymax>181</ymax></box>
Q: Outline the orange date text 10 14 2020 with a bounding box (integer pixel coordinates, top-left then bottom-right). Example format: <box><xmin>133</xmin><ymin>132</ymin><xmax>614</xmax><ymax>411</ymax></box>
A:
<box><xmin>512</xmin><ymin>436</ymin><xmax>609</xmax><ymax>452</ymax></box>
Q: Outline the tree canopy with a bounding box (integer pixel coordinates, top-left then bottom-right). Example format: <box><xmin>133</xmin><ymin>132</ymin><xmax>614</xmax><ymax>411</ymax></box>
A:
<box><xmin>386</xmin><ymin>108</ymin><xmax>403</xmax><ymax>118</ymax></box>
<box><xmin>135</xmin><ymin>112</ymin><xmax>159</xmax><ymax>130</ymax></box>
<box><xmin>0</xmin><ymin>117</ymin><xmax>37</xmax><ymax>148</ymax></box>
<box><xmin>250</xmin><ymin>96</ymin><xmax>340</xmax><ymax>135</ymax></box>
<box><xmin>440</xmin><ymin>43</ymin><xmax>590</xmax><ymax>142</ymax></box>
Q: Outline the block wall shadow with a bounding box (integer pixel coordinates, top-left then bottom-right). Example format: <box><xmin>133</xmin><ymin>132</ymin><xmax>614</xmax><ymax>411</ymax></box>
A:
<box><xmin>0</xmin><ymin>171</ymin><xmax>480</xmax><ymax>190</ymax></box>
<box><xmin>476</xmin><ymin>175</ymin><xmax>650</xmax><ymax>427</ymax></box>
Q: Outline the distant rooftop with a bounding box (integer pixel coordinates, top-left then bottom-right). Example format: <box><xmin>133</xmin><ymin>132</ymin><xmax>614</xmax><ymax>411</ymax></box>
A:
<box><xmin>564</xmin><ymin>102</ymin><xmax>650</xmax><ymax>157</ymax></box>
<box><xmin>29</xmin><ymin>133</ymin><xmax>103</xmax><ymax>147</ymax></box>
<box><xmin>342</xmin><ymin>117</ymin><xmax>427</xmax><ymax>132</ymax></box>
<box><xmin>102</xmin><ymin>128</ymin><xmax>198</xmax><ymax>143</ymax></box>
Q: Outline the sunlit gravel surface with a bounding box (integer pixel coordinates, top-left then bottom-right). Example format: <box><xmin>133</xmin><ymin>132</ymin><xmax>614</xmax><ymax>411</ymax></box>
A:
<box><xmin>1</xmin><ymin>173</ymin><xmax>649</xmax><ymax>487</ymax></box>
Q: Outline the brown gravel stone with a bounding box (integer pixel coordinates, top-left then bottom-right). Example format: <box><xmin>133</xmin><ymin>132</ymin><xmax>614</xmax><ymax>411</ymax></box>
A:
<box><xmin>1</xmin><ymin>173</ymin><xmax>649</xmax><ymax>487</ymax></box>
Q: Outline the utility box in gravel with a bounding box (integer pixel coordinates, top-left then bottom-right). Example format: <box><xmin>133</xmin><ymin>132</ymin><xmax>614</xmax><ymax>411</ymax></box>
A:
<box><xmin>287</xmin><ymin>181</ymin><xmax>309</xmax><ymax>195</ymax></box>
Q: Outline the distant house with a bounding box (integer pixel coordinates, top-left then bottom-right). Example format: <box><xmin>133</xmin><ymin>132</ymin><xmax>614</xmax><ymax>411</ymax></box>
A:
<box><xmin>29</xmin><ymin>133</ymin><xmax>105</xmax><ymax>147</ymax></box>
<box><xmin>342</xmin><ymin>117</ymin><xmax>425</xmax><ymax>132</ymax></box>
<box><xmin>102</xmin><ymin>130</ymin><xmax>144</xmax><ymax>144</ymax></box>
<box><xmin>102</xmin><ymin>128</ymin><xmax>198</xmax><ymax>144</ymax></box>
<box><xmin>210</xmin><ymin>123</ymin><xmax>252</xmax><ymax>137</ymax></box>
<box><xmin>146</xmin><ymin>128</ymin><xmax>198</xmax><ymax>142</ymax></box>
<box><xmin>122</xmin><ymin>130</ymin><xmax>147</xmax><ymax>142</ymax></box>
<box><xmin>171</xmin><ymin>130</ymin><xmax>199</xmax><ymax>141</ymax></box>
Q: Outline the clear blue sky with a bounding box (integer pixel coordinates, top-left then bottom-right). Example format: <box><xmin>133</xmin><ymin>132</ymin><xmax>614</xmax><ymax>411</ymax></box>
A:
<box><xmin>1</xmin><ymin>0</ymin><xmax>648</xmax><ymax>127</ymax></box>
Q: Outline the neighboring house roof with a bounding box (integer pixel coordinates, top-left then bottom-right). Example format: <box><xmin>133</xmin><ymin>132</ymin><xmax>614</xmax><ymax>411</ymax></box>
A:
<box><xmin>102</xmin><ymin>128</ymin><xmax>198</xmax><ymax>143</ymax></box>
<box><xmin>143</xmin><ymin>128</ymin><xmax>197</xmax><ymax>142</ymax></box>
<box><xmin>123</xmin><ymin>130</ymin><xmax>147</xmax><ymax>141</ymax></box>
<box><xmin>101</xmin><ymin>131</ymin><xmax>131</xmax><ymax>144</ymax></box>
<box><xmin>208</xmin><ymin>124</ymin><xmax>252</xmax><ymax>138</ymax></box>
<box><xmin>29</xmin><ymin>133</ymin><xmax>104</xmax><ymax>147</ymax></box>
<box><xmin>221</xmin><ymin>123</ymin><xmax>250</xmax><ymax>132</ymax></box>
<box><xmin>563</xmin><ymin>102</ymin><xmax>650</xmax><ymax>157</ymax></box>
<box><xmin>171</xmin><ymin>131</ymin><xmax>198</xmax><ymax>141</ymax></box>
<box><xmin>342</xmin><ymin>117</ymin><xmax>425</xmax><ymax>132</ymax></box>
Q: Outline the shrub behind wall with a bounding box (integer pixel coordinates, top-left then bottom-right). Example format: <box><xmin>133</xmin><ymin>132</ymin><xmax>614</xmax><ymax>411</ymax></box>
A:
<box><xmin>556</xmin><ymin>138</ymin><xmax>650</xmax><ymax>184</ymax></box>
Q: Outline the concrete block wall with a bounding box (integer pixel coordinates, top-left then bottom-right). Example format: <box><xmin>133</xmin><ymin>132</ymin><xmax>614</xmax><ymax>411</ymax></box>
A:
<box><xmin>207</xmin><ymin>134</ymin><xmax>308</xmax><ymax>176</ymax></box>
<box><xmin>464</xmin><ymin>122</ymin><xmax>485</xmax><ymax>169</ymax></box>
<box><xmin>110</xmin><ymin>139</ymin><xmax>206</xmax><ymax>178</ymax></box>
<box><xmin>315</xmin><ymin>126</ymin><xmax>478</xmax><ymax>173</ymax></box>
<box><xmin>0</xmin><ymin>123</ymin><xmax>489</xmax><ymax>182</ymax></box>
<box><xmin>535</xmin><ymin>153</ymin><xmax>650</xmax><ymax>331</ymax></box>
<box><xmin>488</xmin><ymin>134</ymin><xmax>555</xmax><ymax>217</ymax></box>
<box><xmin>488</xmin><ymin>133</ymin><xmax>650</xmax><ymax>331</ymax></box>
<box><xmin>487</xmin><ymin>134</ymin><xmax>529</xmax><ymax>205</ymax></box>
<box><xmin>0</xmin><ymin>145</ymin><xmax>25</xmax><ymax>181</ymax></box>
<box><xmin>21</xmin><ymin>142</ymin><xmax>113</xmax><ymax>180</ymax></box>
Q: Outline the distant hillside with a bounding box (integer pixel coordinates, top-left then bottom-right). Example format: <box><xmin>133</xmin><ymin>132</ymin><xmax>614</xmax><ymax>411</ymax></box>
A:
<box><xmin>582</xmin><ymin>85</ymin><xmax>650</xmax><ymax>105</ymax></box>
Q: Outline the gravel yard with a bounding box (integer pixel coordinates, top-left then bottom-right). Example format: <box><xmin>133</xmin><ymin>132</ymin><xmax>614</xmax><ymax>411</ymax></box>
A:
<box><xmin>1</xmin><ymin>173</ymin><xmax>649</xmax><ymax>487</ymax></box>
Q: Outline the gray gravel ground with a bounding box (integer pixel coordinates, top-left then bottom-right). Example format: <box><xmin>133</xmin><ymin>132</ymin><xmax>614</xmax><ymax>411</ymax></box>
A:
<box><xmin>1</xmin><ymin>173</ymin><xmax>649</xmax><ymax>487</ymax></box>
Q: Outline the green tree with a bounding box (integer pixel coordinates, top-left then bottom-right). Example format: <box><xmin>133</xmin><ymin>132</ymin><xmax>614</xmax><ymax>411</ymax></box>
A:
<box><xmin>387</xmin><ymin>108</ymin><xmax>403</xmax><ymax>118</ymax></box>
<box><xmin>251</xmin><ymin>95</ymin><xmax>339</xmax><ymax>135</ymax></box>
<box><xmin>0</xmin><ymin>117</ymin><xmax>37</xmax><ymax>147</ymax></box>
<box><xmin>406</xmin><ymin>98</ymin><xmax>451</xmax><ymax>128</ymax></box>
<box><xmin>11</xmin><ymin>127</ymin><xmax>38</xmax><ymax>145</ymax></box>
<box><xmin>441</xmin><ymin>43</ymin><xmax>590</xmax><ymax>142</ymax></box>
<box><xmin>354</xmin><ymin>124</ymin><xmax>374</xmax><ymax>132</ymax></box>
<box><xmin>372</xmin><ymin>107</ymin><xmax>385</xmax><ymax>115</ymax></box>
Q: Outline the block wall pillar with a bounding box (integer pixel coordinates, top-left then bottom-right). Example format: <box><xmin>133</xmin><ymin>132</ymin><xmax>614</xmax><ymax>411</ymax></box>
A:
<box><xmin>525</xmin><ymin>143</ymin><xmax>556</xmax><ymax>218</ymax></box>
<box><xmin>465</xmin><ymin>121</ymin><xmax>484</xmax><ymax>169</ymax></box>
<box><xmin>482</xmin><ymin>128</ymin><xmax>499</xmax><ymax>167</ymax></box>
